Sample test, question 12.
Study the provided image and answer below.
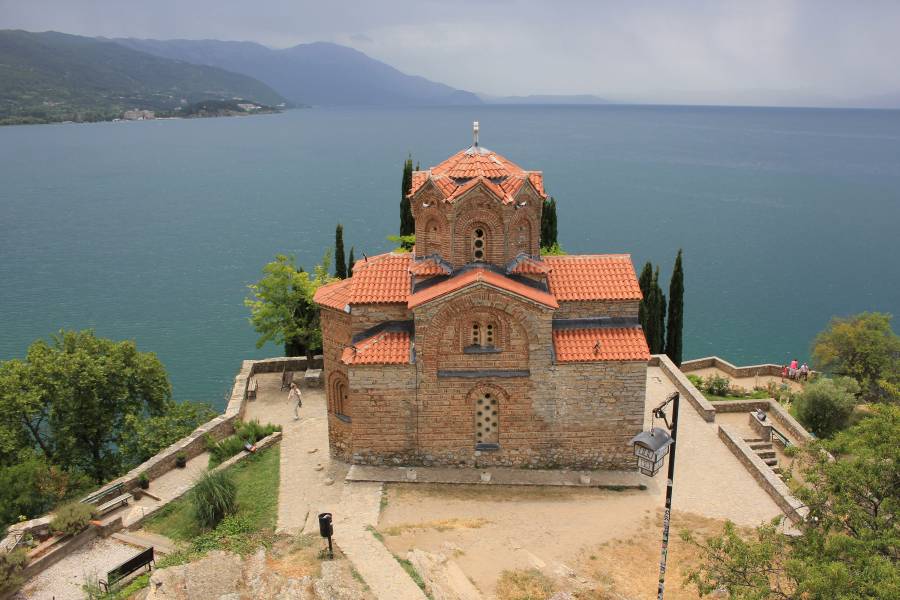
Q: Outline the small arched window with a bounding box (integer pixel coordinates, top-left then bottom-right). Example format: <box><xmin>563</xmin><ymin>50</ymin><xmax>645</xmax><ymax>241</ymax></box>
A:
<box><xmin>472</xmin><ymin>228</ymin><xmax>486</xmax><ymax>262</ymax></box>
<box><xmin>333</xmin><ymin>378</ymin><xmax>350</xmax><ymax>421</ymax></box>
<box><xmin>471</xmin><ymin>322</ymin><xmax>481</xmax><ymax>346</ymax></box>
<box><xmin>467</xmin><ymin>320</ymin><xmax>498</xmax><ymax>349</ymax></box>
<box><xmin>475</xmin><ymin>392</ymin><xmax>499</xmax><ymax>446</ymax></box>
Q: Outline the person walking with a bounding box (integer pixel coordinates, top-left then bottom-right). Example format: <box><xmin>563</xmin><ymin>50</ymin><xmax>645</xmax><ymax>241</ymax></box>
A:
<box><xmin>288</xmin><ymin>382</ymin><xmax>302</xmax><ymax>420</ymax></box>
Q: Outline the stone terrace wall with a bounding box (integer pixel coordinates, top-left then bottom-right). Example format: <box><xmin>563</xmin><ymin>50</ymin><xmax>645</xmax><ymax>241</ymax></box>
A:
<box><xmin>711</xmin><ymin>399</ymin><xmax>813</xmax><ymax>444</ymax></box>
<box><xmin>681</xmin><ymin>356</ymin><xmax>814</xmax><ymax>379</ymax></box>
<box><xmin>649</xmin><ymin>354</ymin><xmax>715</xmax><ymax>422</ymax></box>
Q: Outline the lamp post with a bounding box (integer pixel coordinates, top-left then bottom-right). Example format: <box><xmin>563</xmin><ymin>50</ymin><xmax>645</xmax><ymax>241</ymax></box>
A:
<box><xmin>630</xmin><ymin>391</ymin><xmax>680</xmax><ymax>600</ymax></box>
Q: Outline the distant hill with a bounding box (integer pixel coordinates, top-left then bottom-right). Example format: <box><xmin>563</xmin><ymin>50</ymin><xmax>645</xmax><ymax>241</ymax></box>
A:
<box><xmin>481</xmin><ymin>94</ymin><xmax>610</xmax><ymax>105</ymax></box>
<box><xmin>0</xmin><ymin>30</ymin><xmax>287</xmax><ymax>125</ymax></box>
<box><xmin>114</xmin><ymin>38</ymin><xmax>482</xmax><ymax>107</ymax></box>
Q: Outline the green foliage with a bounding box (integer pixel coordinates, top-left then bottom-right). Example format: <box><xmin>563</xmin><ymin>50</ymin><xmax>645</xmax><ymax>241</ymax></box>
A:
<box><xmin>683</xmin><ymin>405</ymin><xmax>900</xmax><ymax>599</ymax></box>
<box><xmin>0</xmin><ymin>330</ymin><xmax>171</xmax><ymax>483</ymax></box>
<box><xmin>245</xmin><ymin>253</ymin><xmax>335</xmax><ymax>360</ymax></box>
<box><xmin>400</xmin><ymin>155</ymin><xmax>415</xmax><ymax>236</ymax></box>
<box><xmin>794</xmin><ymin>377</ymin><xmax>859</xmax><ymax>438</ymax></box>
<box><xmin>192</xmin><ymin>470</ymin><xmax>237</xmax><ymax>529</ymax></box>
<box><xmin>387</xmin><ymin>234</ymin><xmax>416</xmax><ymax>252</ymax></box>
<box><xmin>0</xmin><ymin>451</ymin><xmax>91</xmax><ymax>530</ymax></box>
<box><xmin>639</xmin><ymin>265</ymin><xmax>666</xmax><ymax>354</ymax></box>
<box><xmin>208</xmin><ymin>420</ymin><xmax>280</xmax><ymax>467</ymax></box>
<box><xmin>50</xmin><ymin>501</ymin><xmax>94</xmax><ymax>536</ymax></box>
<box><xmin>120</xmin><ymin>401</ymin><xmax>216</xmax><ymax>467</ymax></box>
<box><xmin>138</xmin><ymin>472</ymin><xmax>150</xmax><ymax>487</ymax></box>
<box><xmin>146</xmin><ymin>446</ymin><xmax>279</xmax><ymax>552</ymax></box>
<box><xmin>540</xmin><ymin>197</ymin><xmax>558</xmax><ymax>250</ymax></box>
<box><xmin>538</xmin><ymin>242</ymin><xmax>566</xmax><ymax>256</ymax></box>
<box><xmin>811</xmin><ymin>312</ymin><xmax>900</xmax><ymax>403</ymax></box>
<box><xmin>0</xmin><ymin>548</ymin><xmax>28</xmax><ymax>596</ymax></box>
<box><xmin>704</xmin><ymin>374</ymin><xmax>732</xmax><ymax>397</ymax></box>
<box><xmin>665</xmin><ymin>249</ymin><xmax>684</xmax><ymax>366</ymax></box>
<box><xmin>334</xmin><ymin>224</ymin><xmax>347</xmax><ymax>279</ymax></box>
<box><xmin>396</xmin><ymin>556</ymin><xmax>429</xmax><ymax>595</ymax></box>
<box><xmin>0</xmin><ymin>30</ymin><xmax>285</xmax><ymax>126</ymax></box>
<box><xmin>347</xmin><ymin>247</ymin><xmax>355</xmax><ymax>278</ymax></box>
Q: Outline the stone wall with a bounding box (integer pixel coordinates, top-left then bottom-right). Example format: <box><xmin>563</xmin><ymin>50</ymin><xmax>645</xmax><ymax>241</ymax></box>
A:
<box><xmin>553</xmin><ymin>300</ymin><xmax>639</xmax><ymax>320</ymax></box>
<box><xmin>649</xmin><ymin>354</ymin><xmax>715</xmax><ymax>422</ymax></box>
<box><xmin>711</xmin><ymin>399</ymin><xmax>813</xmax><ymax>444</ymax></box>
<box><xmin>681</xmin><ymin>356</ymin><xmax>815</xmax><ymax>379</ymax></box>
<box><xmin>718</xmin><ymin>425</ymin><xmax>806</xmax><ymax>524</ymax></box>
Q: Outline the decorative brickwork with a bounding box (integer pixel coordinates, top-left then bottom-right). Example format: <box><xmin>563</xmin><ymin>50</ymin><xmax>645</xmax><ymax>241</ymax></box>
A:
<box><xmin>315</xmin><ymin>138</ymin><xmax>649</xmax><ymax>470</ymax></box>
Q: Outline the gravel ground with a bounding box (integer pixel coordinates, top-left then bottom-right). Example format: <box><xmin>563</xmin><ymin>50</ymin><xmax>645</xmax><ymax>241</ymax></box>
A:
<box><xmin>18</xmin><ymin>538</ymin><xmax>138</xmax><ymax>600</ymax></box>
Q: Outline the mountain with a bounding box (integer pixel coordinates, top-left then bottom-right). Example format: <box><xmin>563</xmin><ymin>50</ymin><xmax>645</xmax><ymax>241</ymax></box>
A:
<box><xmin>481</xmin><ymin>94</ymin><xmax>610</xmax><ymax>105</ymax></box>
<box><xmin>0</xmin><ymin>30</ymin><xmax>287</xmax><ymax>124</ymax></box>
<box><xmin>114</xmin><ymin>38</ymin><xmax>482</xmax><ymax>107</ymax></box>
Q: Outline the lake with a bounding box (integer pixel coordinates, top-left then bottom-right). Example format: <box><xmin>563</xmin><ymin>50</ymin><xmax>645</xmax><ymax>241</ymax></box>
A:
<box><xmin>1</xmin><ymin>105</ymin><xmax>899</xmax><ymax>408</ymax></box>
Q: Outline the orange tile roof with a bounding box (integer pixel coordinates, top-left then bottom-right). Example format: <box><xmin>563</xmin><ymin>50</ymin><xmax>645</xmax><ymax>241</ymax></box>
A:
<box><xmin>410</xmin><ymin>257</ymin><xmax>451</xmax><ymax>276</ymax></box>
<box><xmin>409</xmin><ymin>146</ymin><xmax>546</xmax><ymax>205</ymax></box>
<box><xmin>341</xmin><ymin>330</ymin><xmax>412</xmax><ymax>365</ymax></box>
<box><xmin>544</xmin><ymin>255</ymin><xmax>642</xmax><ymax>301</ymax></box>
<box><xmin>507</xmin><ymin>256</ymin><xmax>551</xmax><ymax>275</ymax></box>
<box><xmin>347</xmin><ymin>253</ymin><xmax>412</xmax><ymax>305</ymax></box>
<box><xmin>553</xmin><ymin>327</ymin><xmax>650</xmax><ymax>362</ymax></box>
<box><xmin>408</xmin><ymin>267</ymin><xmax>558</xmax><ymax>309</ymax></box>
<box><xmin>313</xmin><ymin>278</ymin><xmax>354</xmax><ymax>311</ymax></box>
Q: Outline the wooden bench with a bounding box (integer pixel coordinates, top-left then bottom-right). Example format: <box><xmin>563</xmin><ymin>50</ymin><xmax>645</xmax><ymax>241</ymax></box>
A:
<box><xmin>95</xmin><ymin>493</ymin><xmax>132</xmax><ymax>517</ymax></box>
<box><xmin>81</xmin><ymin>482</ymin><xmax>125</xmax><ymax>506</ymax></box>
<box><xmin>247</xmin><ymin>377</ymin><xmax>258</xmax><ymax>400</ymax></box>
<box><xmin>280</xmin><ymin>370</ymin><xmax>294</xmax><ymax>391</ymax></box>
<box><xmin>100</xmin><ymin>546</ymin><xmax>154</xmax><ymax>592</ymax></box>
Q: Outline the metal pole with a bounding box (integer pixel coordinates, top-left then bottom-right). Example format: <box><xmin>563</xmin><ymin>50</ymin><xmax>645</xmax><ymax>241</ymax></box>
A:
<box><xmin>657</xmin><ymin>392</ymin><xmax>679</xmax><ymax>600</ymax></box>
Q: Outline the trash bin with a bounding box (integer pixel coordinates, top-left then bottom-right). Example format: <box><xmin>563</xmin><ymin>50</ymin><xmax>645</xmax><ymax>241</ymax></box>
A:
<box><xmin>318</xmin><ymin>512</ymin><xmax>333</xmax><ymax>538</ymax></box>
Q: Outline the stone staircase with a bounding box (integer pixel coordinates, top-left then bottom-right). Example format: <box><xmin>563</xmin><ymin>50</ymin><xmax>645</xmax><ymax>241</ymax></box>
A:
<box><xmin>744</xmin><ymin>438</ymin><xmax>782</xmax><ymax>478</ymax></box>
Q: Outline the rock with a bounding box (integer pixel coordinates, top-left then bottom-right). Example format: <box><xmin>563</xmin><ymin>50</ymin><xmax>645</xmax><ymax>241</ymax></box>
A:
<box><xmin>324</xmin><ymin>478</ymin><xmax>335</xmax><ymax>486</ymax></box>
<box><xmin>146</xmin><ymin>551</ymin><xmax>242</xmax><ymax>600</ymax></box>
<box><xmin>308</xmin><ymin>448</ymin><xmax>318</xmax><ymax>454</ymax></box>
<box><xmin>548</xmin><ymin>593</ymin><xmax>575</xmax><ymax>600</ymax></box>
<box><xmin>408</xmin><ymin>548</ymin><xmax>482</xmax><ymax>600</ymax></box>
<box><xmin>314</xmin><ymin>464</ymin><xmax>324</xmax><ymax>471</ymax></box>
<box><xmin>313</xmin><ymin>562</ymin><xmax>360</xmax><ymax>600</ymax></box>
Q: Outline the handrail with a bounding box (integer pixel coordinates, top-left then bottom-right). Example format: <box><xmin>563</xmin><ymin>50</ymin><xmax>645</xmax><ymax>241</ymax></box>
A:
<box><xmin>771</xmin><ymin>426</ymin><xmax>791</xmax><ymax>448</ymax></box>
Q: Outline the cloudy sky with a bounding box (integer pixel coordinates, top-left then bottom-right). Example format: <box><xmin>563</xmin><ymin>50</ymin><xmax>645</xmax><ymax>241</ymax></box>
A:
<box><xmin>2</xmin><ymin>0</ymin><xmax>899</xmax><ymax>106</ymax></box>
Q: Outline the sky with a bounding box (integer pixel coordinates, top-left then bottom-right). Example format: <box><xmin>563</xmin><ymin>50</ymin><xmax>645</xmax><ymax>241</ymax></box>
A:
<box><xmin>2</xmin><ymin>0</ymin><xmax>899</xmax><ymax>107</ymax></box>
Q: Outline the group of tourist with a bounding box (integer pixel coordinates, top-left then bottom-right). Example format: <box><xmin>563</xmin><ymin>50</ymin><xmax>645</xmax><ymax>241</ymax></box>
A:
<box><xmin>782</xmin><ymin>359</ymin><xmax>810</xmax><ymax>381</ymax></box>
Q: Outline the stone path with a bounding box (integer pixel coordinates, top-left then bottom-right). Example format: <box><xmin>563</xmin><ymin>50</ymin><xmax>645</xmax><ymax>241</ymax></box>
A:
<box><xmin>16</xmin><ymin>537</ymin><xmax>137</xmax><ymax>600</ymax></box>
<box><xmin>122</xmin><ymin>451</ymin><xmax>210</xmax><ymax>528</ymax></box>
<box><xmin>245</xmin><ymin>373</ymin><xmax>425</xmax><ymax>599</ymax></box>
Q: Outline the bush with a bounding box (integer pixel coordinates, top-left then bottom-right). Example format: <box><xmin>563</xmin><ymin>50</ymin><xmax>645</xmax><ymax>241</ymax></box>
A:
<box><xmin>50</xmin><ymin>502</ymin><xmax>94</xmax><ymax>536</ymax></box>
<box><xmin>208</xmin><ymin>420</ymin><xmax>281</xmax><ymax>467</ymax></box>
<box><xmin>687</xmin><ymin>374</ymin><xmax>704</xmax><ymax>388</ymax></box>
<box><xmin>192</xmin><ymin>470</ymin><xmax>236</xmax><ymax>529</ymax></box>
<box><xmin>704</xmin><ymin>374</ymin><xmax>731</xmax><ymax>397</ymax></box>
<box><xmin>0</xmin><ymin>548</ymin><xmax>28</xmax><ymax>596</ymax></box>
<box><xmin>794</xmin><ymin>377</ymin><xmax>859</xmax><ymax>438</ymax></box>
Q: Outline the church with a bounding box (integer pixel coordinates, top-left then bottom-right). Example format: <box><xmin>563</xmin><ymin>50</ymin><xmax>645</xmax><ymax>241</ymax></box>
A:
<box><xmin>314</xmin><ymin>125</ymin><xmax>649</xmax><ymax>470</ymax></box>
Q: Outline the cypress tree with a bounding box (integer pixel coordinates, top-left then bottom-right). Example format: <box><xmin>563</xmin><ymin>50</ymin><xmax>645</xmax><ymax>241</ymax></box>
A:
<box><xmin>347</xmin><ymin>247</ymin><xmax>355</xmax><ymax>278</ymax></box>
<box><xmin>638</xmin><ymin>262</ymin><xmax>653</xmax><ymax>336</ymax></box>
<box><xmin>400</xmin><ymin>155</ymin><xmax>415</xmax><ymax>236</ymax></box>
<box><xmin>666</xmin><ymin>249</ymin><xmax>684</xmax><ymax>366</ymax></box>
<box><xmin>540</xmin><ymin>197</ymin><xmax>558</xmax><ymax>249</ymax></box>
<box><xmin>334</xmin><ymin>224</ymin><xmax>347</xmax><ymax>279</ymax></box>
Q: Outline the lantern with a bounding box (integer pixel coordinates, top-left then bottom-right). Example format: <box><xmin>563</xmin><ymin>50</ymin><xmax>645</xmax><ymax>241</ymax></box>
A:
<box><xmin>629</xmin><ymin>427</ymin><xmax>673</xmax><ymax>477</ymax></box>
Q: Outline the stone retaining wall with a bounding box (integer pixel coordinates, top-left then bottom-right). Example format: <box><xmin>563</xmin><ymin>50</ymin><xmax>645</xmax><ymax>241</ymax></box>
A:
<box><xmin>649</xmin><ymin>354</ymin><xmax>715</xmax><ymax>422</ymax></box>
<box><xmin>718</xmin><ymin>425</ymin><xmax>806</xmax><ymax>524</ymax></box>
<box><xmin>681</xmin><ymin>356</ymin><xmax>783</xmax><ymax>378</ymax></box>
<box><xmin>710</xmin><ymin>399</ymin><xmax>812</xmax><ymax>444</ymax></box>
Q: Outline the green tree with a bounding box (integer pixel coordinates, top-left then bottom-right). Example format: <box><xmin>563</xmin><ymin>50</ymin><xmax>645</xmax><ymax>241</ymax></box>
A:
<box><xmin>540</xmin><ymin>197</ymin><xmax>558</xmax><ymax>250</ymax></box>
<box><xmin>683</xmin><ymin>405</ymin><xmax>900</xmax><ymax>599</ymax></box>
<box><xmin>347</xmin><ymin>247</ymin><xmax>355</xmax><ymax>278</ymax></box>
<box><xmin>638</xmin><ymin>262</ymin><xmax>653</xmax><ymax>343</ymax></box>
<box><xmin>0</xmin><ymin>451</ymin><xmax>90</xmax><ymax>528</ymax></box>
<box><xmin>0</xmin><ymin>331</ymin><xmax>171</xmax><ymax>483</ymax></box>
<box><xmin>120</xmin><ymin>401</ymin><xmax>216</xmax><ymax>466</ymax></box>
<box><xmin>640</xmin><ymin>265</ymin><xmax>666</xmax><ymax>354</ymax></box>
<box><xmin>400</xmin><ymin>154</ymin><xmax>415</xmax><ymax>236</ymax></box>
<box><xmin>334</xmin><ymin>224</ymin><xmax>347</xmax><ymax>279</ymax></box>
<box><xmin>811</xmin><ymin>312</ymin><xmax>900</xmax><ymax>403</ymax></box>
<box><xmin>657</xmin><ymin>269</ymin><xmax>667</xmax><ymax>355</ymax></box>
<box><xmin>245</xmin><ymin>253</ymin><xmax>334</xmax><ymax>360</ymax></box>
<box><xmin>794</xmin><ymin>377</ymin><xmax>859</xmax><ymax>438</ymax></box>
<box><xmin>666</xmin><ymin>249</ymin><xmax>685</xmax><ymax>366</ymax></box>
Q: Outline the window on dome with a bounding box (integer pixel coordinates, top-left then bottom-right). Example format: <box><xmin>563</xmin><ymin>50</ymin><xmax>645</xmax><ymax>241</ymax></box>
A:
<box><xmin>472</xmin><ymin>228</ymin><xmax>485</xmax><ymax>262</ymax></box>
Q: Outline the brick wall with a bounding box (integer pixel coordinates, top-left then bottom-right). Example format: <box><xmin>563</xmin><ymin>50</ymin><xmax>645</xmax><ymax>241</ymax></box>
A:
<box><xmin>351</xmin><ymin>304</ymin><xmax>413</xmax><ymax>334</ymax></box>
<box><xmin>554</xmin><ymin>300</ymin><xmax>640</xmax><ymax>319</ymax></box>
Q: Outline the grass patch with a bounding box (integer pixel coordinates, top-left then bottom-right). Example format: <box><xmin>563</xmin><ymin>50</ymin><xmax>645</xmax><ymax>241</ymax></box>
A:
<box><xmin>350</xmin><ymin>566</ymin><xmax>370</xmax><ymax>591</ymax></box>
<box><xmin>496</xmin><ymin>568</ymin><xmax>555</xmax><ymax>600</ymax></box>
<box><xmin>382</xmin><ymin>517</ymin><xmax>490</xmax><ymax>536</ymax></box>
<box><xmin>396</xmin><ymin>556</ymin><xmax>431</xmax><ymax>598</ymax></box>
<box><xmin>705</xmin><ymin>390</ymin><xmax>770</xmax><ymax>401</ymax></box>
<box><xmin>145</xmin><ymin>444</ymin><xmax>280</xmax><ymax>542</ymax></box>
<box><xmin>366</xmin><ymin>525</ymin><xmax>385</xmax><ymax>543</ymax></box>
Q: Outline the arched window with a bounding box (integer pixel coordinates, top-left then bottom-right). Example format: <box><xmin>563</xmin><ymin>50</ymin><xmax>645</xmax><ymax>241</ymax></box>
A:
<box><xmin>472</xmin><ymin>228</ymin><xmax>486</xmax><ymax>262</ymax></box>
<box><xmin>333</xmin><ymin>378</ymin><xmax>350</xmax><ymax>421</ymax></box>
<box><xmin>471</xmin><ymin>322</ymin><xmax>481</xmax><ymax>346</ymax></box>
<box><xmin>475</xmin><ymin>392</ymin><xmax>499</xmax><ymax>446</ymax></box>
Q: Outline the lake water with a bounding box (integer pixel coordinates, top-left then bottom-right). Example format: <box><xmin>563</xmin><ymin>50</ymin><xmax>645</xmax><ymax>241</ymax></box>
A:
<box><xmin>2</xmin><ymin>105</ymin><xmax>899</xmax><ymax>408</ymax></box>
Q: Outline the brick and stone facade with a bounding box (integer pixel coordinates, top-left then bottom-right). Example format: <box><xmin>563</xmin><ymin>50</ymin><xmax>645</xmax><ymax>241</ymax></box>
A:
<box><xmin>315</xmin><ymin>132</ymin><xmax>649</xmax><ymax>470</ymax></box>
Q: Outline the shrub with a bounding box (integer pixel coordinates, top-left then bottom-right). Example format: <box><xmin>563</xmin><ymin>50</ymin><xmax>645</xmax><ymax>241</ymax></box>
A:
<box><xmin>192</xmin><ymin>470</ymin><xmax>236</xmax><ymax>529</ymax></box>
<box><xmin>687</xmin><ymin>374</ymin><xmax>704</xmax><ymax>389</ymax></box>
<box><xmin>138</xmin><ymin>472</ymin><xmax>150</xmax><ymax>489</ymax></box>
<box><xmin>495</xmin><ymin>568</ymin><xmax>554</xmax><ymax>600</ymax></box>
<box><xmin>704</xmin><ymin>374</ymin><xmax>731</xmax><ymax>397</ymax></box>
<box><xmin>794</xmin><ymin>377</ymin><xmax>859</xmax><ymax>438</ymax></box>
<box><xmin>208</xmin><ymin>421</ymin><xmax>281</xmax><ymax>467</ymax></box>
<box><xmin>0</xmin><ymin>548</ymin><xmax>28</xmax><ymax>596</ymax></box>
<box><xmin>50</xmin><ymin>502</ymin><xmax>94</xmax><ymax>536</ymax></box>
<box><xmin>208</xmin><ymin>436</ymin><xmax>247</xmax><ymax>468</ymax></box>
